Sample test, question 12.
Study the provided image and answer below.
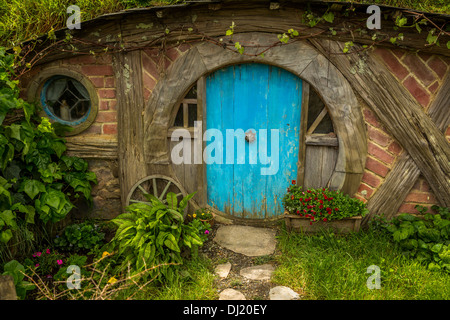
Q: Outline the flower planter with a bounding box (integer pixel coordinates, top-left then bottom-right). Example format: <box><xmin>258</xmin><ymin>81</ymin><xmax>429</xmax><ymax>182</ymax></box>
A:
<box><xmin>284</xmin><ymin>210</ymin><xmax>362</xmax><ymax>233</ymax></box>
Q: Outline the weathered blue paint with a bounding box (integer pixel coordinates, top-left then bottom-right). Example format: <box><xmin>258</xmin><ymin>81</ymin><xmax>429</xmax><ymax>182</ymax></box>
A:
<box><xmin>206</xmin><ymin>63</ymin><xmax>302</xmax><ymax>219</ymax></box>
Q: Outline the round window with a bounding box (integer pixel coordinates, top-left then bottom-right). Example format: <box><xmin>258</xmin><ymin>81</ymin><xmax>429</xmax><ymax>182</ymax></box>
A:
<box><xmin>40</xmin><ymin>75</ymin><xmax>91</xmax><ymax>126</ymax></box>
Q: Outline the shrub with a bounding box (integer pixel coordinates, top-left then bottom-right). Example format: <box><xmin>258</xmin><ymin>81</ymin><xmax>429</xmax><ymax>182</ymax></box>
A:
<box><xmin>1</xmin><ymin>259</ymin><xmax>35</xmax><ymax>299</ymax></box>
<box><xmin>54</xmin><ymin>221</ymin><xmax>105</xmax><ymax>253</ymax></box>
<box><xmin>282</xmin><ymin>182</ymin><xmax>368</xmax><ymax>224</ymax></box>
<box><xmin>107</xmin><ymin>192</ymin><xmax>207</xmax><ymax>283</ymax></box>
<box><xmin>380</xmin><ymin>205</ymin><xmax>450</xmax><ymax>273</ymax></box>
<box><xmin>0</xmin><ymin>48</ymin><xmax>97</xmax><ymax>254</ymax></box>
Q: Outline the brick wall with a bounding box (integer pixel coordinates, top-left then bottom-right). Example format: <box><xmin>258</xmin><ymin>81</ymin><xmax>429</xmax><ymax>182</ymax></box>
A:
<box><xmin>354</xmin><ymin>47</ymin><xmax>450</xmax><ymax>215</ymax></box>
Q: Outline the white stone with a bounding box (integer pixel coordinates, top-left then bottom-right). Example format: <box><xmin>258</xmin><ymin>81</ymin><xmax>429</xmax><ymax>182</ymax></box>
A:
<box><xmin>239</xmin><ymin>264</ymin><xmax>275</xmax><ymax>281</ymax></box>
<box><xmin>269</xmin><ymin>286</ymin><xmax>300</xmax><ymax>300</ymax></box>
<box><xmin>215</xmin><ymin>262</ymin><xmax>232</xmax><ymax>278</ymax></box>
<box><xmin>213</xmin><ymin>225</ymin><xmax>277</xmax><ymax>257</ymax></box>
<box><xmin>219</xmin><ymin>288</ymin><xmax>246</xmax><ymax>300</ymax></box>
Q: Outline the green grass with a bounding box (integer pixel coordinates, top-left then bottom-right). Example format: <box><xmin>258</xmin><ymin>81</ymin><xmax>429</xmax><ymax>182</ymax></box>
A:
<box><xmin>272</xmin><ymin>227</ymin><xmax>450</xmax><ymax>299</ymax></box>
<box><xmin>0</xmin><ymin>0</ymin><xmax>448</xmax><ymax>47</ymax></box>
<box><xmin>117</xmin><ymin>255</ymin><xmax>218</xmax><ymax>300</ymax></box>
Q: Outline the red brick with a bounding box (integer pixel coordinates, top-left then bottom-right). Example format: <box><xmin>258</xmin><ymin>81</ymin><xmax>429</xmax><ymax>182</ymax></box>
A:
<box><xmin>354</xmin><ymin>195</ymin><xmax>367</xmax><ymax>203</ymax></box>
<box><xmin>402</xmin><ymin>76</ymin><xmax>430</xmax><ymax>107</ymax></box>
<box><xmin>104</xmin><ymin>77</ymin><xmax>115</xmax><ymax>88</ymax></box>
<box><xmin>177</xmin><ymin>42</ymin><xmax>192</xmax><ymax>53</ymax></box>
<box><xmin>402</xmin><ymin>53</ymin><xmax>437</xmax><ymax>86</ymax></box>
<box><xmin>387</xmin><ymin>140</ymin><xmax>402</xmax><ymax>155</ymax></box>
<box><xmin>142</xmin><ymin>52</ymin><xmax>160</xmax><ymax>78</ymax></box>
<box><xmin>143</xmin><ymin>71</ymin><xmax>156</xmax><ymax>91</ymax></box>
<box><xmin>143</xmin><ymin>87</ymin><xmax>151</xmax><ymax>102</ymax></box>
<box><xmin>420</xmin><ymin>179</ymin><xmax>431</xmax><ymax>193</ymax></box>
<box><xmin>427</xmin><ymin>56</ymin><xmax>447</xmax><ymax>79</ymax></box>
<box><xmin>367</xmin><ymin>125</ymin><xmax>391</xmax><ymax>147</ymax></box>
<box><xmin>357</xmin><ymin>183</ymin><xmax>374</xmax><ymax>198</ymax></box>
<box><xmin>405</xmin><ymin>192</ymin><xmax>436</xmax><ymax>204</ymax></box>
<box><xmin>109</xmin><ymin>100</ymin><xmax>117</xmax><ymax>111</ymax></box>
<box><xmin>428</xmin><ymin>81</ymin><xmax>439</xmax><ymax>94</ymax></box>
<box><xmin>362</xmin><ymin>171</ymin><xmax>382</xmax><ymax>188</ymax></box>
<box><xmin>165</xmin><ymin>47</ymin><xmax>180</xmax><ymax>62</ymax></box>
<box><xmin>89</xmin><ymin>76</ymin><xmax>104</xmax><ymax>88</ymax></box>
<box><xmin>417</xmin><ymin>51</ymin><xmax>432</xmax><ymax>63</ymax></box>
<box><xmin>82</xmin><ymin>124</ymin><xmax>102</xmax><ymax>135</ymax></box>
<box><xmin>99</xmin><ymin>100</ymin><xmax>109</xmax><ymax>111</ymax></box>
<box><xmin>398</xmin><ymin>203</ymin><xmax>420</xmax><ymax>214</ymax></box>
<box><xmin>68</xmin><ymin>54</ymin><xmax>97</xmax><ymax>65</ymax></box>
<box><xmin>81</xmin><ymin>65</ymin><xmax>114</xmax><ymax>76</ymax></box>
<box><xmin>98</xmin><ymin>89</ymin><xmax>116</xmax><ymax>99</ymax></box>
<box><xmin>368</xmin><ymin>142</ymin><xmax>395</xmax><ymax>165</ymax></box>
<box><xmin>390</xmin><ymin>48</ymin><xmax>405</xmax><ymax>60</ymax></box>
<box><xmin>374</xmin><ymin>48</ymin><xmax>409</xmax><ymax>80</ymax></box>
<box><xmin>365</xmin><ymin>156</ymin><xmax>390</xmax><ymax>177</ymax></box>
<box><xmin>363</xmin><ymin>108</ymin><xmax>382</xmax><ymax>128</ymax></box>
<box><xmin>96</xmin><ymin>111</ymin><xmax>117</xmax><ymax>123</ymax></box>
<box><xmin>103</xmin><ymin>123</ymin><xmax>118</xmax><ymax>135</ymax></box>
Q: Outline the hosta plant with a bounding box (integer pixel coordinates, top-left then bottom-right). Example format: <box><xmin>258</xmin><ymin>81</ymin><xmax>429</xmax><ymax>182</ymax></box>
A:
<box><xmin>107</xmin><ymin>191</ymin><xmax>204</xmax><ymax>283</ymax></box>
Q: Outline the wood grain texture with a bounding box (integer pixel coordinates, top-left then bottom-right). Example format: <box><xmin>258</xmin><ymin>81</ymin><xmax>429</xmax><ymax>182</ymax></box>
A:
<box><xmin>112</xmin><ymin>50</ymin><xmax>146</xmax><ymax>207</ymax></box>
<box><xmin>65</xmin><ymin>135</ymin><xmax>118</xmax><ymax>159</ymax></box>
<box><xmin>308</xmin><ymin>39</ymin><xmax>450</xmax><ymax>209</ymax></box>
<box><xmin>363</xmin><ymin>74</ymin><xmax>450</xmax><ymax>223</ymax></box>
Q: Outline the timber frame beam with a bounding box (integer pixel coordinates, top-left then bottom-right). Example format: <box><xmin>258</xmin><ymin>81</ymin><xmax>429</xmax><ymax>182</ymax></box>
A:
<box><xmin>308</xmin><ymin>39</ymin><xmax>450</xmax><ymax>222</ymax></box>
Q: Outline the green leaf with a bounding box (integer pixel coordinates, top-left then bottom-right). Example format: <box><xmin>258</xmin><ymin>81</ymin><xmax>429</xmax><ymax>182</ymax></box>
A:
<box><xmin>164</xmin><ymin>233</ymin><xmax>180</xmax><ymax>252</ymax></box>
<box><xmin>322</xmin><ymin>12</ymin><xmax>334</xmax><ymax>23</ymax></box>
<box><xmin>179</xmin><ymin>192</ymin><xmax>196</xmax><ymax>212</ymax></box>
<box><xmin>447</xmin><ymin>41</ymin><xmax>450</xmax><ymax>49</ymax></box>
<box><xmin>166</xmin><ymin>192</ymin><xmax>178</xmax><ymax>210</ymax></box>
<box><xmin>0</xmin><ymin>229</ymin><xmax>13</xmax><ymax>243</ymax></box>
<box><xmin>430</xmin><ymin>243</ymin><xmax>443</xmax><ymax>253</ymax></box>
<box><xmin>0</xmin><ymin>210</ymin><xmax>16</xmax><ymax>228</ymax></box>
<box><xmin>21</xmin><ymin>179</ymin><xmax>45</xmax><ymax>200</ymax></box>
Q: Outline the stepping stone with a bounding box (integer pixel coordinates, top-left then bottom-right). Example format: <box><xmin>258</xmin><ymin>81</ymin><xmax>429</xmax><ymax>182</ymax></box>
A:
<box><xmin>213</xmin><ymin>225</ymin><xmax>277</xmax><ymax>257</ymax></box>
<box><xmin>219</xmin><ymin>288</ymin><xmax>246</xmax><ymax>300</ymax></box>
<box><xmin>269</xmin><ymin>286</ymin><xmax>300</xmax><ymax>300</ymax></box>
<box><xmin>239</xmin><ymin>264</ymin><xmax>275</xmax><ymax>281</ymax></box>
<box><xmin>215</xmin><ymin>262</ymin><xmax>232</xmax><ymax>279</ymax></box>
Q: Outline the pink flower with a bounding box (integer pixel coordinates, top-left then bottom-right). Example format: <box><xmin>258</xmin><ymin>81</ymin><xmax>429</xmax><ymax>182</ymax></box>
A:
<box><xmin>36</xmin><ymin>252</ymin><xmax>42</xmax><ymax>257</ymax></box>
<box><xmin>204</xmin><ymin>230</ymin><xmax>210</xmax><ymax>235</ymax></box>
<box><xmin>46</xmin><ymin>249</ymin><xmax>51</xmax><ymax>254</ymax></box>
<box><xmin>57</xmin><ymin>259</ymin><xmax>63</xmax><ymax>265</ymax></box>
<box><xmin>35</xmin><ymin>264</ymin><xmax>39</xmax><ymax>268</ymax></box>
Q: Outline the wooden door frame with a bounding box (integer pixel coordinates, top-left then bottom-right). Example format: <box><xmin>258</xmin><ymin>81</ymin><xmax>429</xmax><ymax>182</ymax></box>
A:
<box><xmin>140</xmin><ymin>34</ymin><xmax>367</xmax><ymax>222</ymax></box>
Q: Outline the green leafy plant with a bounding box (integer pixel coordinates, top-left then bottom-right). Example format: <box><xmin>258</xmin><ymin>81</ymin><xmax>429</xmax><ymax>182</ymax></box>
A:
<box><xmin>1</xmin><ymin>259</ymin><xmax>35</xmax><ymax>299</ymax></box>
<box><xmin>0</xmin><ymin>48</ymin><xmax>97</xmax><ymax>246</ymax></box>
<box><xmin>283</xmin><ymin>181</ymin><xmax>368</xmax><ymax>225</ymax></box>
<box><xmin>107</xmin><ymin>192</ymin><xmax>204</xmax><ymax>283</ymax></box>
<box><xmin>54</xmin><ymin>221</ymin><xmax>105</xmax><ymax>253</ymax></box>
<box><xmin>381</xmin><ymin>205</ymin><xmax>450</xmax><ymax>273</ymax></box>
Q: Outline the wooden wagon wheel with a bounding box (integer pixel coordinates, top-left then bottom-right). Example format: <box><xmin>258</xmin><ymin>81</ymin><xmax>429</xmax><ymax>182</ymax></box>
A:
<box><xmin>126</xmin><ymin>175</ymin><xmax>190</xmax><ymax>215</ymax></box>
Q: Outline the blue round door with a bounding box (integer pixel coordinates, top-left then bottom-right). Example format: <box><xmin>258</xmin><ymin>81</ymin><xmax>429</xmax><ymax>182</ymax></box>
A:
<box><xmin>206</xmin><ymin>63</ymin><xmax>302</xmax><ymax>219</ymax></box>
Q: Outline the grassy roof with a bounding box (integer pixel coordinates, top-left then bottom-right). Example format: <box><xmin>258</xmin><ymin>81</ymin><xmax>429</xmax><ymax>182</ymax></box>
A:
<box><xmin>0</xmin><ymin>0</ymin><xmax>448</xmax><ymax>47</ymax></box>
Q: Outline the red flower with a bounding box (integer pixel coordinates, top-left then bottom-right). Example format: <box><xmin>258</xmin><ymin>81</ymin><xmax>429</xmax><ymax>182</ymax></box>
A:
<box><xmin>319</xmin><ymin>205</ymin><xmax>324</xmax><ymax>209</ymax></box>
<box><xmin>319</xmin><ymin>200</ymin><xmax>323</xmax><ymax>204</ymax></box>
<box><xmin>287</xmin><ymin>188</ymin><xmax>290</xmax><ymax>192</ymax></box>
<box><xmin>297</xmin><ymin>210</ymin><xmax>300</xmax><ymax>214</ymax></box>
<box><xmin>292</xmin><ymin>180</ymin><xmax>296</xmax><ymax>185</ymax></box>
<box><xmin>291</xmin><ymin>195</ymin><xmax>294</xmax><ymax>200</ymax></box>
<box><xmin>307</xmin><ymin>190</ymin><xmax>311</xmax><ymax>193</ymax></box>
<box><xmin>303</xmin><ymin>209</ymin><xmax>307</xmax><ymax>213</ymax></box>
<box><xmin>326</xmin><ymin>207</ymin><xmax>331</xmax><ymax>211</ymax></box>
<box><xmin>323</xmin><ymin>218</ymin><xmax>328</xmax><ymax>222</ymax></box>
<box><xmin>299</xmin><ymin>198</ymin><xmax>303</xmax><ymax>202</ymax></box>
<box><xmin>335</xmin><ymin>208</ymin><xmax>339</xmax><ymax>211</ymax></box>
<box><xmin>309</xmin><ymin>221</ymin><xmax>313</xmax><ymax>225</ymax></box>
<box><xmin>324</xmin><ymin>195</ymin><xmax>328</xmax><ymax>199</ymax></box>
<box><xmin>328</xmin><ymin>211</ymin><xmax>331</xmax><ymax>215</ymax></box>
